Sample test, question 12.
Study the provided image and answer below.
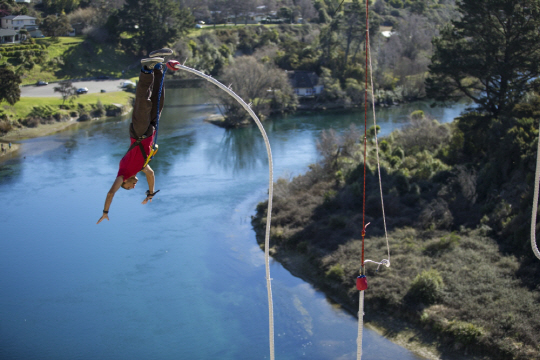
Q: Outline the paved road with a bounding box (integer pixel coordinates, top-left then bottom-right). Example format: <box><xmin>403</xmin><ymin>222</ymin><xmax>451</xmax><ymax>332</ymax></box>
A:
<box><xmin>20</xmin><ymin>79</ymin><xmax>134</xmax><ymax>97</ymax></box>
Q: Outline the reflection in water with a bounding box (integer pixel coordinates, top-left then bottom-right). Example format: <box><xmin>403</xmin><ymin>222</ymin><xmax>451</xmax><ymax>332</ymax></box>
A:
<box><xmin>0</xmin><ymin>163</ymin><xmax>22</xmax><ymax>185</ymax></box>
<box><xmin>153</xmin><ymin>131</ymin><xmax>196</xmax><ymax>176</ymax></box>
<box><xmin>210</xmin><ymin>127</ymin><xmax>268</xmax><ymax>174</ymax></box>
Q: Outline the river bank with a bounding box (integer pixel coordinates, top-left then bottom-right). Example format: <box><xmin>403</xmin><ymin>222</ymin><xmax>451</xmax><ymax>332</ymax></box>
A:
<box><xmin>0</xmin><ymin>98</ymin><xmax>133</xmax><ymax>164</ymax></box>
<box><xmin>257</xmin><ymin>243</ymin><xmax>487</xmax><ymax>360</ymax></box>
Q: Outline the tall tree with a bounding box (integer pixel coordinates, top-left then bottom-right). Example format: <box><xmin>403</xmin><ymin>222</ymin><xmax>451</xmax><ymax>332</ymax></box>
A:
<box><xmin>40</xmin><ymin>14</ymin><xmax>73</xmax><ymax>38</ymax></box>
<box><xmin>341</xmin><ymin>0</ymin><xmax>364</xmax><ymax>69</ymax></box>
<box><xmin>426</xmin><ymin>0</ymin><xmax>540</xmax><ymax>117</ymax></box>
<box><xmin>210</xmin><ymin>56</ymin><xmax>296</xmax><ymax>127</ymax></box>
<box><xmin>107</xmin><ymin>0</ymin><xmax>194</xmax><ymax>56</ymax></box>
<box><xmin>0</xmin><ymin>66</ymin><xmax>21</xmax><ymax>105</ymax></box>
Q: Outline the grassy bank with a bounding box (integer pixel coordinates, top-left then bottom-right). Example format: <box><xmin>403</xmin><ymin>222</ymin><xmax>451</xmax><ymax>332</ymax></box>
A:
<box><xmin>0</xmin><ymin>92</ymin><xmax>133</xmax><ymax>141</ymax></box>
<box><xmin>1</xmin><ymin>92</ymin><xmax>133</xmax><ymax>119</ymax></box>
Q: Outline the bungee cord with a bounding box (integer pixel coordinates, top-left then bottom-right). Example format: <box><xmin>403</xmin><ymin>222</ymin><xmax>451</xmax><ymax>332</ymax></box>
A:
<box><xmin>530</xmin><ymin>122</ymin><xmax>540</xmax><ymax>260</ymax></box>
<box><xmin>175</xmin><ymin>64</ymin><xmax>276</xmax><ymax>360</ymax></box>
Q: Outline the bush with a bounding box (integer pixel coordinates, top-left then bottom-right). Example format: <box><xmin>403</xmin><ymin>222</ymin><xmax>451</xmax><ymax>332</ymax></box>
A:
<box><xmin>21</xmin><ymin>117</ymin><xmax>39</xmax><ymax>128</ymax></box>
<box><xmin>406</xmin><ymin>268</ymin><xmax>444</xmax><ymax>305</ymax></box>
<box><xmin>424</xmin><ymin>233</ymin><xmax>460</xmax><ymax>256</ymax></box>
<box><xmin>0</xmin><ymin>120</ymin><xmax>12</xmax><ymax>134</ymax></box>
<box><xmin>445</xmin><ymin>321</ymin><xmax>484</xmax><ymax>345</ymax></box>
<box><xmin>326</xmin><ymin>263</ymin><xmax>345</xmax><ymax>280</ymax></box>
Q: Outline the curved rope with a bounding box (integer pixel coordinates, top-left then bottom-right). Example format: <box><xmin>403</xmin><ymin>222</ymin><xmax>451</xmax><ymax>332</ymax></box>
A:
<box><xmin>530</xmin><ymin>123</ymin><xmax>540</xmax><ymax>260</ymax></box>
<box><xmin>176</xmin><ymin>65</ymin><xmax>276</xmax><ymax>360</ymax></box>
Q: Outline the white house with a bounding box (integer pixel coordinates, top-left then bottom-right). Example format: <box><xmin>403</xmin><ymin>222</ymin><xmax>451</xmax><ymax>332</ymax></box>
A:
<box><xmin>1</xmin><ymin>15</ymin><xmax>36</xmax><ymax>30</ymax></box>
<box><xmin>0</xmin><ymin>15</ymin><xmax>41</xmax><ymax>43</ymax></box>
<box><xmin>287</xmin><ymin>71</ymin><xmax>324</xmax><ymax>97</ymax></box>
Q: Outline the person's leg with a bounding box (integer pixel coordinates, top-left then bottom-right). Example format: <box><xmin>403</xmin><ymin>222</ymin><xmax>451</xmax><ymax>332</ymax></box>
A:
<box><xmin>147</xmin><ymin>59</ymin><xmax>182</xmax><ymax>129</ymax></box>
<box><xmin>130</xmin><ymin>58</ymin><xmax>164</xmax><ymax>138</ymax></box>
<box><xmin>149</xmin><ymin>64</ymin><xmax>165</xmax><ymax>128</ymax></box>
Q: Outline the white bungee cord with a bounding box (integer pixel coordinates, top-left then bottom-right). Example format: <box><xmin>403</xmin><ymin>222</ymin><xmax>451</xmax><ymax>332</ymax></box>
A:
<box><xmin>176</xmin><ymin>64</ymin><xmax>276</xmax><ymax>360</ymax></box>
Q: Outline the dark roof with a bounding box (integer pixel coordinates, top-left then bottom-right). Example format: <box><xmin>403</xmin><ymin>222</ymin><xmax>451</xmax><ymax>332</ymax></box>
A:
<box><xmin>287</xmin><ymin>71</ymin><xmax>320</xmax><ymax>88</ymax></box>
<box><xmin>0</xmin><ymin>29</ymin><xmax>18</xmax><ymax>36</ymax></box>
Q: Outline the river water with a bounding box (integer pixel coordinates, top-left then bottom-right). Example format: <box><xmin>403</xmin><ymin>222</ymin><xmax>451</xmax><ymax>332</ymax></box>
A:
<box><xmin>0</xmin><ymin>88</ymin><xmax>465</xmax><ymax>360</ymax></box>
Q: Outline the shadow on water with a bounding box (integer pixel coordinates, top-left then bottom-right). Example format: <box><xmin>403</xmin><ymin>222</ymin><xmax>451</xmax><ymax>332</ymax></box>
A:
<box><xmin>0</xmin><ymin>163</ymin><xmax>22</xmax><ymax>185</ymax></box>
<box><xmin>207</xmin><ymin>127</ymin><xmax>268</xmax><ymax>175</ymax></box>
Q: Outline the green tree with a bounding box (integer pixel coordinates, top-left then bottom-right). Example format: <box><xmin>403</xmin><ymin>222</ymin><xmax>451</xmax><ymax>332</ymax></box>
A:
<box><xmin>107</xmin><ymin>0</ymin><xmax>194</xmax><ymax>56</ymax></box>
<box><xmin>40</xmin><ymin>14</ymin><xmax>73</xmax><ymax>38</ymax></box>
<box><xmin>54</xmin><ymin>81</ymin><xmax>77</xmax><ymax>105</ymax></box>
<box><xmin>426</xmin><ymin>0</ymin><xmax>540</xmax><ymax>117</ymax></box>
<box><xmin>341</xmin><ymin>0</ymin><xmax>364</xmax><ymax>69</ymax></box>
<box><xmin>41</xmin><ymin>0</ymin><xmax>80</xmax><ymax>14</ymax></box>
<box><xmin>0</xmin><ymin>66</ymin><xmax>21</xmax><ymax>105</ymax></box>
<box><xmin>210</xmin><ymin>56</ymin><xmax>297</xmax><ymax>126</ymax></box>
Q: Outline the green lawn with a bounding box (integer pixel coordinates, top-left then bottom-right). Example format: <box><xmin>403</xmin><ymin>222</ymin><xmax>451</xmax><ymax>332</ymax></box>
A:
<box><xmin>1</xmin><ymin>91</ymin><xmax>133</xmax><ymax>119</ymax></box>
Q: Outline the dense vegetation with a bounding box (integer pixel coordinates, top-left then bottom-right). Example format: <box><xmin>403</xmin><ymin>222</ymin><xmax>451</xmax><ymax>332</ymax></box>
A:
<box><xmin>253</xmin><ymin>106</ymin><xmax>540</xmax><ymax>359</ymax></box>
<box><xmin>250</xmin><ymin>0</ymin><xmax>540</xmax><ymax>359</ymax></box>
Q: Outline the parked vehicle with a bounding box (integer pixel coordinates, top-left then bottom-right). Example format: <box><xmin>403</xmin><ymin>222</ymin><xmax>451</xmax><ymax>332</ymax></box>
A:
<box><xmin>76</xmin><ymin>87</ymin><xmax>89</xmax><ymax>94</ymax></box>
<box><xmin>36</xmin><ymin>81</ymin><xmax>48</xmax><ymax>86</ymax></box>
<box><xmin>120</xmin><ymin>80</ymin><xmax>136</xmax><ymax>88</ymax></box>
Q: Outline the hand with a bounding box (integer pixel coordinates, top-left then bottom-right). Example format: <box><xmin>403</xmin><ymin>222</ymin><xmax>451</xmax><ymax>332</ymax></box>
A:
<box><xmin>142</xmin><ymin>189</ymin><xmax>159</xmax><ymax>204</ymax></box>
<box><xmin>142</xmin><ymin>196</ymin><xmax>153</xmax><ymax>205</ymax></box>
<box><xmin>97</xmin><ymin>213</ymin><xmax>109</xmax><ymax>224</ymax></box>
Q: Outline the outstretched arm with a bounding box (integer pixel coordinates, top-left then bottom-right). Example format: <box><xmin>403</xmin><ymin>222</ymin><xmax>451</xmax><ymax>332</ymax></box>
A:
<box><xmin>141</xmin><ymin>165</ymin><xmax>156</xmax><ymax>204</ymax></box>
<box><xmin>97</xmin><ymin>176</ymin><xmax>124</xmax><ymax>224</ymax></box>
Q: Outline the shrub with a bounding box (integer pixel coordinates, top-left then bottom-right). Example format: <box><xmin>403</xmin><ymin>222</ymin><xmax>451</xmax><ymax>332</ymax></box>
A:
<box><xmin>392</xmin><ymin>146</ymin><xmax>405</xmax><ymax>159</ymax></box>
<box><xmin>424</xmin><ymin>233</ymin><xmax>460</xmax><ymax>255</ymax></box>
<box><xmin>406</xmin><ymin>268</ymin><xmax>444</xmax><ymax>305</ymax></box>
<box><xmin>0</xmin><ymin>120</ymin><xmax>12</xmax><ymax>134</ymax></box>
<box><xmin>445</xmin><ymin>321</ymin><xmax>484</xmax><ymax>345</ymax></box>
<box><xmin>379</xmin><ymin>139</ymin><xmax>390</xmax><ymax>153</ymax></box>
<box><xmin>21</xmin><ymin>117</ymin><xmax>39</xmax><ymax>128</ymax></box>
<box><xmin>326</xmin><ymin>263</ymin><xmax>345</xmax><ymax>280</ymax></box>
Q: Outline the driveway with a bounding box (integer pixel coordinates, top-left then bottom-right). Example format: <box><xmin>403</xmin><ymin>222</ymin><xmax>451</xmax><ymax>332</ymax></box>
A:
<box><xmin>20</xmin><ymin>79</ymin><xmax>134</xmax><ymax>97</ymax></box>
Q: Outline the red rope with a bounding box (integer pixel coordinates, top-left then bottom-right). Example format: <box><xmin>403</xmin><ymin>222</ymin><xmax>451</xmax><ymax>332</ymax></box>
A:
<box><xmin>362</xmin><ymin>0</ymin><xmax>370</xmax><ymax>273</ymax></box>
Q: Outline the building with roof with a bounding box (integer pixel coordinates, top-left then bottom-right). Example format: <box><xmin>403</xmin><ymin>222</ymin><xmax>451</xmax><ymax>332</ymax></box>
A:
<box><xmin>0</xmin><ymin>28</ymin><xmax>20</xmax><ymax>43</ymax></box>
<box><xmin>1</xmin><ymin>15</ymin><xmax>41</xmax><ymax>43</ymax></box>
<box><xmin>287</xmin><ymin>71</ymin><xmax>324</xmax><ymax>97</ymax></box>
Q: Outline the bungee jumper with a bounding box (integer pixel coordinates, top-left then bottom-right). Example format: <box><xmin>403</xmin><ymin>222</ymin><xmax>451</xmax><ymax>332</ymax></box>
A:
<box><xmin>97</xmin><ymin>48</ymin><xmax>181</xmax><ymax>224</ymax></box>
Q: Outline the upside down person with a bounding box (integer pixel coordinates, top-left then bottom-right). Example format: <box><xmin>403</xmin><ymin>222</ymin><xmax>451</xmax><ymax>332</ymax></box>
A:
<box><xmin>97</xmin><ymin>48</ymin><xmax>181</xmax><ymax>224</ymax></box>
